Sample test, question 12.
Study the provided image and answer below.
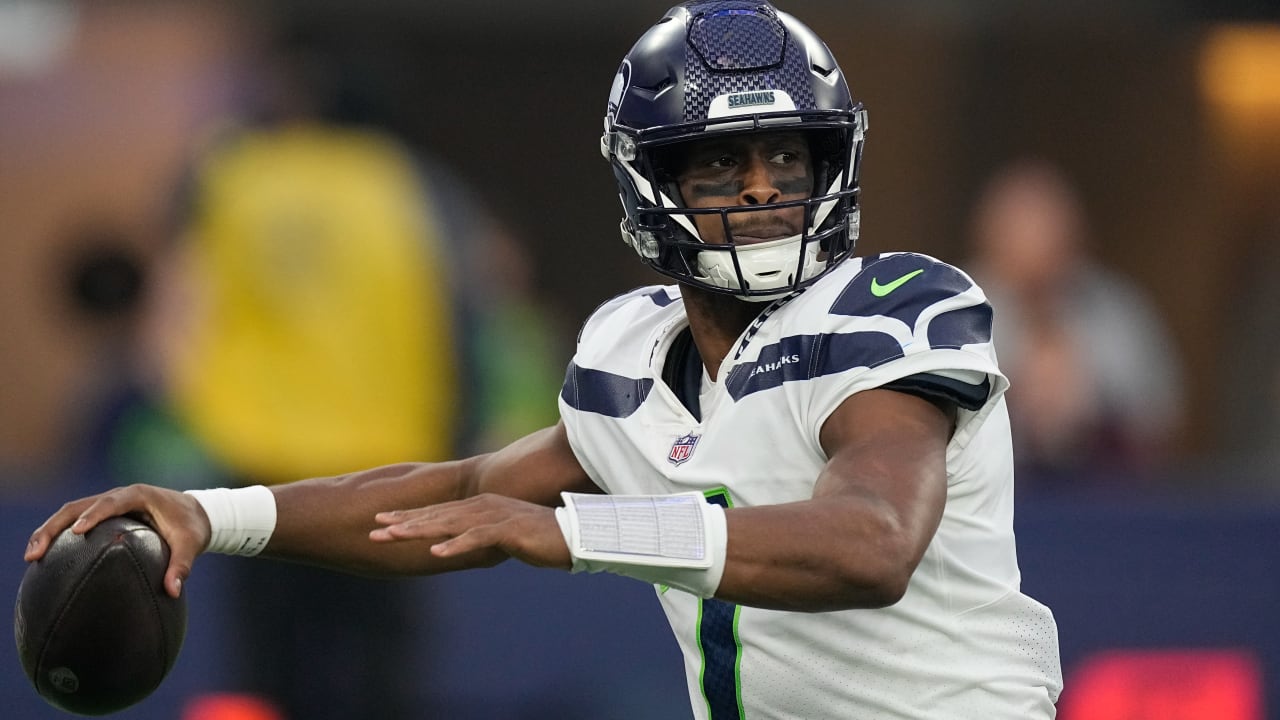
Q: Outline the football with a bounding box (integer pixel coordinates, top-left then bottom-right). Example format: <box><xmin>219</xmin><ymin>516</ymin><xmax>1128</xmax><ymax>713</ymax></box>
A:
<box><xmin>14</xmin><ymin>516</ymin><xmax>188</xmax><ymax>715</ymax></box>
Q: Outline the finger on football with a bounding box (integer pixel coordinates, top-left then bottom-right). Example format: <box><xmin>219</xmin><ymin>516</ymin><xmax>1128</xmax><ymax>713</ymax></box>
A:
<box><xmin>66</xmin><ymin>490</ymin><xmax>142</xmax><ymax>535</ymax></box>
<box><xmin>164</xmin><ymin>565</ymin><xmax>188</xmax><ymax>599</ymax></box>
<box><xmin>24</xmin><ymin>497</ymin><xmax>97</xmax><ymax>561</ymax></box>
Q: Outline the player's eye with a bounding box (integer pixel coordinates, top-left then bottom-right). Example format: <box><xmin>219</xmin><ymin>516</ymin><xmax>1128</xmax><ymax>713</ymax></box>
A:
<box><xmin>770</xmin><ymin>149</ymin><xmax>805</xmax><ymax>166</ymax></box>
<box><xmin>706</xmin><ymin>154</ymin><xmax>738</xmax><ymax>169</ymax></box>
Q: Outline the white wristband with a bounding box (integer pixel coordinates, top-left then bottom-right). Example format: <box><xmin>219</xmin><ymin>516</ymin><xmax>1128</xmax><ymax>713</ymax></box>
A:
<box><xmin>184</xmin><ymin>485</ymin><xmax>277</xmax><ymax>556</ymax></box>
<box><xmin>555</xmin><ymin>492</ymin><xmax>727</xmax><ymax>598</ymax></box>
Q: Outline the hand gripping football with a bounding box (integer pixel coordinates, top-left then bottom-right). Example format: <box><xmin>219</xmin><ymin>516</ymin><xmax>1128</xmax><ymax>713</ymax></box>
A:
<box><xmin>15</xmin><ymin>516</ymin><xmax>188</xmax><ymax>715</ymax></box>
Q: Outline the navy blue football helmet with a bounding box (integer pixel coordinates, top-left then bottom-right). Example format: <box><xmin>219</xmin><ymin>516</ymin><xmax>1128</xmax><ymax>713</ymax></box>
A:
<box><xmin>602</xmin><ymin>0</ymin><xmax>867</xmax><ymax>300</ymax></box>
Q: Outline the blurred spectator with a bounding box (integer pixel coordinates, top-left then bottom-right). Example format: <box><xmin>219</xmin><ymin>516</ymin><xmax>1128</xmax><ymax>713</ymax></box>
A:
<box><xmin>0</xmin><ymin>1</ymin><xmax>247</xmax><ymax>499</ymax></box>
<box><xmin>1219</xmin><ymin>210</ymin><xmax>1280</xmax><ymax>486</ymax></box>
<box><xmin>84</xmin><ymin>14</ymin><xmax>564</xmax><ymax>720</ymax></box>
<box><xmin>965</xmin><ymin>158</ymin><xmax>1185</xmax><ymax>489</ymax></box>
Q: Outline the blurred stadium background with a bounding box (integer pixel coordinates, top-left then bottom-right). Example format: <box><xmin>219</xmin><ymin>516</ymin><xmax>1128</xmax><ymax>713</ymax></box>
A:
<box><xmin>2</xmin><ymin>0</ymin><xmax>1279</xmax><ymax>718</ymax></box>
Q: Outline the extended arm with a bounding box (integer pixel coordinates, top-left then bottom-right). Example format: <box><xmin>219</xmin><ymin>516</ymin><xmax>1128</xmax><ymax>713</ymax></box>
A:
<box><xmin>25</xmin><ymin>421</ymin><xmax>596</xmax><ymax>596</ymax></box>
<box><xmin>713</xmin><ymin>388</ymin><xmax>952</xmax><ymax>612</ymax></box>
<box><xmin>269</xmin><ymin>421</ymin><xmax>596</xmax><ymax>574</ymax></box>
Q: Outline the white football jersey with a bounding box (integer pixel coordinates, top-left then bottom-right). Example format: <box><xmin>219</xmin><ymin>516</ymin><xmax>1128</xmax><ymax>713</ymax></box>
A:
<box><xmin>559</xmin><ymin>252</ymin><xmax>1062</xmax><ymax>719</ymax></box>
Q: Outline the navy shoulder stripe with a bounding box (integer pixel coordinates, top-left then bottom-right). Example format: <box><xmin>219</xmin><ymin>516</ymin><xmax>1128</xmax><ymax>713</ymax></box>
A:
<box><xmin>833</xmin><ymin>254</ymin><xmax>975</xmax><ymax>329</ymax></box>
<box><xmin>560</xmin><ymin>361</ymin><xmax>653</xmax><ymax>418</ymax></box>
<box><xmin>882</xmin><ymin>372</ymin><xmax>991</xmax><ymax>412</ymax></box>
<box><xmin>928</xmin><ymin>303</ymin><xmax>993</xmax><ymax>349</ymax></box>
<box><xmin>647</xmin><ymin>288</ymin><xmax>678</xmax><ymax>307</ymax></box>
<box><xmin>723</xmin><ymin>257</ymin><xmax>995</xmax><ymax>402</ymax></box>
<box><xmin>724</xmin><ymin>330</ymin><xmax>904</xmax><ymax>401</ymax></box>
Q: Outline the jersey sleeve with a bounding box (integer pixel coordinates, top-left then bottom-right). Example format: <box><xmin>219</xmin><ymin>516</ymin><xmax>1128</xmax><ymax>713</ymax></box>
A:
<box><xmin>807</xmin><ymin>252</ymin><xmax>1008</xmax><ymax>449</ymax></box>
<box><xmin>557</xmin><ymin>284</ymin><xmax>676</xmax><ymax>488</ymax></box>
<box><xmin>571</xmin><ymin>285</ymin><xmax>678</xmax><ymax>347</ymax></box>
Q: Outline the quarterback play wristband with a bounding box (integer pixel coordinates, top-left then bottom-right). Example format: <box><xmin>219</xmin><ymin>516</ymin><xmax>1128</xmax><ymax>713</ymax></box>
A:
<box><xmin>555</xmin><ymin>491</ymin><xmax>728</xmax><ymax>598</ymax></box>
<box><xmin>184</xmin><ymin>485</ymin><xmax>277</xmax><ymax>556</ymax></box>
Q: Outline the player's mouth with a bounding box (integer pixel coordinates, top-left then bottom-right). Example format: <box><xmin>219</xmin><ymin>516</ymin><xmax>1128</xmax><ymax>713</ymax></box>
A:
<box><xmin>730</xmin><ymin>224</ymin><xmax>800</xmax><ymax>245</ymax></box>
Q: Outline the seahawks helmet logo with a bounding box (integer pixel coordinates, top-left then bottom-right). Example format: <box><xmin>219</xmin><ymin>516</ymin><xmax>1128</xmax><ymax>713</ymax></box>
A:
<box><xmin>727</xmin><ymin>91</ymin><xmax>775</xmax><ymax>108</ymax></box>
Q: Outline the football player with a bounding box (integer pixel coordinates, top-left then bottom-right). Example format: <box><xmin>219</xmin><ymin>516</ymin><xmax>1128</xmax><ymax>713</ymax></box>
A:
<box><xmin>28</xmin><ymin>2</ymin><xmax>1062</xmax><ymax>717</ymax></box>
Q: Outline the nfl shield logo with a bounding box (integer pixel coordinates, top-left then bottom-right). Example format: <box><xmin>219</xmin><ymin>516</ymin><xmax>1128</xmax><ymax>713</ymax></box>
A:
<box><xmin>668</xmin><ymin>433</ymin><xmax>701</xmax><ymax>466</ymax></box>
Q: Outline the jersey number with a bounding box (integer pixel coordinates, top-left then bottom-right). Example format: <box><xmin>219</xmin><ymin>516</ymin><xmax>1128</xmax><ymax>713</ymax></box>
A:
<box><xmin>699</xmin><ymin>489</ymin><xmax>744</xmax><ymax>719</ymax></box>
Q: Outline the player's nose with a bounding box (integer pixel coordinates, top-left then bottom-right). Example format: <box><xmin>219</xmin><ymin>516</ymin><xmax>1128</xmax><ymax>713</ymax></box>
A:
<box><xmin>739</xmin><ymin>157</ymin><xmax>782</xmax><ymax>206</ymax></box>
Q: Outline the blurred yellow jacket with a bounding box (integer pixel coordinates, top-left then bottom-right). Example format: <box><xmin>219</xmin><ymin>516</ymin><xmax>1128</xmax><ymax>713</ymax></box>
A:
<box><xmin>169</xmin><ymin>124</ymin><xmax>458</xmax><ymax>483</ymax></box>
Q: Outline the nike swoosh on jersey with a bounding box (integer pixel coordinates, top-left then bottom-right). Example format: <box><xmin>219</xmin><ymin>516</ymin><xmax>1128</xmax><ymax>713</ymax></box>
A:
<box><xmin>870</xmin><ymin>268</ymin><xmax>924</xmax><ymax>297</ymax></box>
